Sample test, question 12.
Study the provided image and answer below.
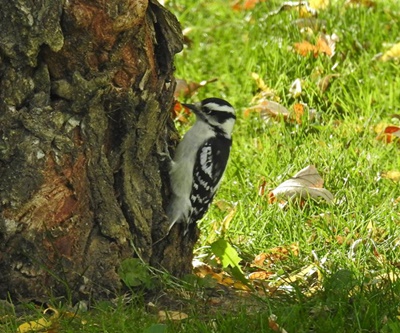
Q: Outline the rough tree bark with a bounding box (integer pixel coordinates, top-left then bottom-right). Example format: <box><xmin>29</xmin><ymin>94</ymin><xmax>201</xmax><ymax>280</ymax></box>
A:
<box><xmin>0</xmin><ymin>0</ymin><xmax>197</xmax><ymax>303</ymax></box>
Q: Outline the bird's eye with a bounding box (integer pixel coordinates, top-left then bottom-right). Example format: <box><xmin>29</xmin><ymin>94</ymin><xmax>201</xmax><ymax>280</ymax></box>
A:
<box><xmin>202</xmin><ymin>107</ymin><xmax>212</xmax><ymax>114</ymax></box>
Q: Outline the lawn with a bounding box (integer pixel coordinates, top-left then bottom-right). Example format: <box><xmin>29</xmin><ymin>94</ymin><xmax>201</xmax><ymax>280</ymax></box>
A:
<box><xmin>2</xmin><ymin>0</ymin><xmax>400</xmax><ymax>332</ymax></box>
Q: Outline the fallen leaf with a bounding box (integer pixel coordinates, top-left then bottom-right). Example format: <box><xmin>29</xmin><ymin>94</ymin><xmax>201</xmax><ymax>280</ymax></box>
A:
<box><xmin>252</xmin><ymin>244</ymin><xmax>300</xmax><ymax>268</ymax></box>
<box><xmin>270</xmin><ymin>165</ymin><xmax>334</xmax><ymax>205</ymax></box>
<box><xmin>293</xmin><ymin>103</ymin><xmax>305</xmax><ymax>124</ymax></box>
<box><xmin>248</xmin><ymin>271</ymin><xmax>273</xmax><ymax>280</ymax></box>
<box><xmin>269</xmin><ymin>314</ymin><xmax>288</xmax><ymax>333</ymax></box>
<box><xmin>247</xmin><ymin>73</ymin><xmax>279</xmax><ymax>111</ymax></box>
<box><xmin>376</xmin><ymin>125</ymin><xmax>400</xmax><ymax>143</ymax></box>
<box><xmin>193</xmin><ymin>259</ymin><xmax>214</xmax><ymax>277</ymax></box>
<box><xmin>309</xmin><ymin>0</ymin><xmax>329</xmax><ymax>10</ymax></box>
<box><xmin>276</xmin><ymin>264</ymin><xmax>319</xmax><ymax>285</ymax></box>
<box><xmin>289</xmin><ymin>78</ymin><xmax>302</xmax><ymax>98</ymax></box>
<box><xmin>174</xmin><ymin>78</ymin><xmax>218</xmax><ymax>98</ymax></box>
<box><xmin>258</xmin><ymin>177</ymin><xmax>269</xmax><ymax>196</ymax></box>
<box><xmin>317</xmin><ymin>73</ymin><xmax>340</xmax><ymax>92</ymax></box>
<box><xmin>17</xmin><ymin>308</ymin><xmax>59</xmax><ymax>333</ymax></box>
<box><xmin>232</xmin><ymin>0</ymin><xmax>265</xmax><ymax>11</ymax></box>
<box><xmin>220</xmin><ymin>206</ymin><xmax>237</xmax><ymax>234</ymax></box>
<box><xmin>294</xmin><ymin>40</ymin><xmax>317</xmax><ymax>57</ymax></box>
<box><xmin>381</xmin><ymin>171</ymin><xmax>400</xmax><ymax>182</ymax></box>
<box><xmin>294</xmin><ymin>33</ymin><xmax>338</xmax><ymax>58</ymax></box>
<box><xmin>233</xmin><ymin>281</ymin><xmax>251</xmax><ymax>291</ymax></box>
<box><xmin>246</xmin><ymin>100</ymin><xmax>291</xmax><ymax>121</ymax></box>
<box><xmin>381</xmin><ymin>43</ymin><xmax>400</xmax><ymax>62</ymax></box>
<box><xmin>293</xmin><ymin>17</ymin><xmax>326</xmax><ymax>31</ymax></box>
<box><xmin>267</xmin><ymin>1</ymin><xmax>317</xmax><ymax>18</ymax></box>
<box><xmin>158</xmin><ymin>311</ymin><xmax>188</xmax><ymax>322</ymax></box>
<box><xmin>170</xmin><ymin>101</ymin><xmax>191</xmax><ymax>123</ymax></box>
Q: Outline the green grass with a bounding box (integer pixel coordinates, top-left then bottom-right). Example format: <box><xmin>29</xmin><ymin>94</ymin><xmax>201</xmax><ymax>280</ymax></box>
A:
<box><xmin>2</xmin><ymin>0</ymin><xmax>400</xmax><ymax>332</ymax></box>
<box><xmin>173</xmin><ymin>0</ymin><xmax>400</xmax><ymax>331</ymax></box>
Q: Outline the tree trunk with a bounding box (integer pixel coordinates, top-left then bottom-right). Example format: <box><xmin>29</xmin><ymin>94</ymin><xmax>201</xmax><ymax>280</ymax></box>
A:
<box><xmin>0</xmin><ymin>0</ymin><xmax>193</xmax><ymax>303</ymax></box>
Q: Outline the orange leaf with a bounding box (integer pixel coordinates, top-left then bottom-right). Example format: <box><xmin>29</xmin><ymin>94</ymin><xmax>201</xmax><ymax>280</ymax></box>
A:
<box><xmin>316</xmin><ymin>34</ymin><xmax>335</xmax><ymax>56</ymax></box>
<box><xmin>294</xmin><ymin>40</ymin><xmax>317</xmax><ymax>57</ymax></box>
<box><xmin>294</xmin><ymin>33</ymin><xmax>337</xmax><ymax>58</ymax></box>
<box><xmin>376</xmin><ymin>125</ymin><xmax>400</xmax><ymax>143</ymax></box>
<box><xmin>293</xmin><ymin>103</ymin><xmax>305</xmax><ymax>124</ymax></box>
<box><xmin>170</xmin><ymin>100</ymin><xmax>191</xmax><ymax>123</ymax></box>
<box><xmin>248</xmin><ymin>271</ymin><xmax>273</xmax><ymax>280</ymax></box>
<box><xmin>232</xmin><ymin>0</ymin><xmax>265</xmax><ymax>11</ymax></box>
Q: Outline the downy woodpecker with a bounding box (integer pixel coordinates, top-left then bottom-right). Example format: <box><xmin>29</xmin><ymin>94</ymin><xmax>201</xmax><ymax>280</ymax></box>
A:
<box><xmin>167</xmin><ymin>98</ymin><xmax>236</xmax><ymax>235</ymax></box>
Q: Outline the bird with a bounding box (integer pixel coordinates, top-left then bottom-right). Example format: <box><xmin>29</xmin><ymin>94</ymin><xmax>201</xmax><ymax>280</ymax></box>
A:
<box><xmin>166</xmin><ymin>97</ymin><xmax>236</xmax><ymax>236</ymax></box>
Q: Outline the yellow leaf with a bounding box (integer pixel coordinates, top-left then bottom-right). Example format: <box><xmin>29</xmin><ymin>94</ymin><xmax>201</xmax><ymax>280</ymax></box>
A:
<box><xmin>17</xmin><ymin>308</ymin><xmax>59</xmax><ymax>333</ymax></box>
<box><xmin>381</xmin><ymin>43</ymin><xmax>400</xmax><ymax>61</ymax></box>
<box><xmin>158</xmin><ymin>310</ymin><xmax>188</xmax><ymax>322</ymax></box>
<box><xmin>309</xmin><ymin>0</ymin><xmax>329</xmax><ymax>9</ymax></box>
<box><xmin>17</xmin><ymin>318</ymin><xmax>51</xmax><ymax>333</ymax></box>
<box><xmin>381</xmin><ymin>171</ymin><xmax>400</xmax><ymax>182</ymax></box>
<box><xmin>221</xmin><ymin>206</ymin><xmax>237</xmax><ymax>234</ymax></box>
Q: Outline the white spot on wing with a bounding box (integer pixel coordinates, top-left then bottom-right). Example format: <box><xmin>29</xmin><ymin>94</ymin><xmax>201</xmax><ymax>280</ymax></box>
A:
<box><xmin>200</xmin><ymin>145</ymin><xmax>213</xmax><ymax>177</ymax></box>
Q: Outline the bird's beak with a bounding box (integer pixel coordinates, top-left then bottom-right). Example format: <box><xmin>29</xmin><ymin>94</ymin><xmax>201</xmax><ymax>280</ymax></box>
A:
<box><xmin>182</xmin><ymin>102</ymin><xmax>202</xmax><ymax>116</ymax></box>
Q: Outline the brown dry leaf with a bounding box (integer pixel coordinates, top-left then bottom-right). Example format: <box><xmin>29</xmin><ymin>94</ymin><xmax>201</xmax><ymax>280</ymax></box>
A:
<box><xmin>248</xmin><ymin>271</ymin><xmax>273</xmax><ymax>280</ymax></box>
<box><xmin>381</xmin><ymin>171</ymin><xmax>400</xmax><ymax>182</ymax></box>
<box><xmin>258</xmin><ymin>177</ymin><xmax>269</xmax><ymax>196</ymax></box>
<box><xmin>318</xmin><ymin>73</ymin><xmax>340</xmax><ymax>92</ymax></box>
<box><xmin>294</xmin><ymin>33</ymin><xmax>337</xmax><ymax>58</ymax></box>
<box><xmin>246</xmin><ymin>100</ymin><xmax>291</xmax><ymax>121</ymax></box>
<box><xmin>193</xmin><ymin>260</ymin><xmax>250</xmax><ymax>291</ymax></box>
<box><xmin>269</xmin><ymin>314</ymin><xmax>288</xmax><ymax>333</ymax></box>
<box><xmin>158</xmin><ymin>310</ymin><xmax>188</xmax><ymax>322</ymax></box>
<box><xmin>253</xmin><ymin>252</ymin><xmax>268</xmax><ymax>267</ymax></box>
<box><xmin>276</xmin><ymin>264</ymin><xmax>319</xmax><ymax>286</ymax></box>
<box><xmin>253</xmin><ymin>244</ymin><xmax>300</xmax><ymax>267</ymax></box>
<box><xmin>376</xmin><ymin>125</ymin><xmax>400</xmax><ymax>143</ymax></box>
<box><xmin>193</xmin><ymin>259</ymin><xmax>213</xmax><ymax>277</ymax></box>
<box><xmin>270</xmin><ymin>165</ymin><xmax>334</xmax><ymax>205</ymax></box>
<box><xmin>174</xmin><ymin>78</ymin><xmax>218</xmax><ymax>98</ymax></box>
<box><xmin>233</xmin><ymin>281</ymin><xmax>252</xmax><ymax>291</ymax></box>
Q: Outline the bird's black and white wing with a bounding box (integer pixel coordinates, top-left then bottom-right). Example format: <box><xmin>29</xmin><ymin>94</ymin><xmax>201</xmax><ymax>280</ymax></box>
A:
<box><xmin>189</xmin><ymin>136</ymin><xmax>231</xmax><ymax>223</ymax></box>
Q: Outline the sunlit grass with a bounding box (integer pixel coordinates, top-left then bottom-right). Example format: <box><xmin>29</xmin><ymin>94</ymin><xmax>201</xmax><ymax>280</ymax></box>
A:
<box><xmin>2</xmin><ymin>1</ymin><xmax>399</xmax><ymax>332</ymax></box>
<box><xmin>171</xmin><ymin>0</ymin><xmax>400</xmax><ymax>331</ymax></box>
